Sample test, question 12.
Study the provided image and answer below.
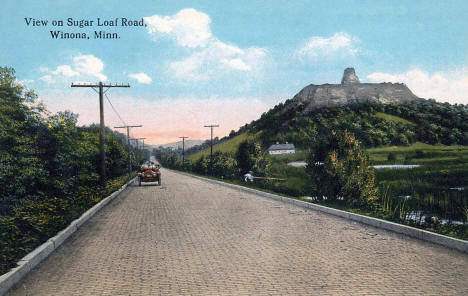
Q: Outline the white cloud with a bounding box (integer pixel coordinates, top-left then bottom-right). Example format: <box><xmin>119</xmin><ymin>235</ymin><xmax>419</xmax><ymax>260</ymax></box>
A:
<box><xmin>144</xmin><ymin>8</ymin><xmax>212</xmax><ymax>48</ymax></box>
<box><xmin>221</xmin><ymin>58</ymin><xmax>250</xmax><ymax>71</ymax></box>
<box><xmin>144</xmin><ymin>9</ymin><xmax>270</xmax><ymax>82</ymax></box>
<box><xmin>167</xmin><ymin>42</ymin><xmax>267</xmax><ymax>81</ymax></box>
<box><xmin>129</xmin><ymin>73</ymin><xmax>152</xmax><ymax>84</ymax></box>
<box><xmin>52</xmin><ymin>65</ymin><xmax>79</xmax><ymax>77</ymax></box>
<box><xmin>40</xmin><ymin>54</ymin><xmax>107</xmax><ymax>84</ymax></box>
<box><xmin>366</xmin><ymin>68</ymin><xmax>468</xmax><ymax>104</ymax></box>
<box><xmin>40</xmin><ymin>75</ymin><xmax>54</xmax><ymax>84</ymax></box>
<box><xmin>73</xmin><ymin>55</ymin><xmax>107</xmax><ymax>81</ymax></box>
<box><xmin>297</xmin><ymin>32</ymin><xmax>359</xmax><ymax>60</ymax></box>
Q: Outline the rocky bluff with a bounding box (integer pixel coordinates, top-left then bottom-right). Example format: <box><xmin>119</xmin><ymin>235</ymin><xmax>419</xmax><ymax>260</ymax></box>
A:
<box><xmin>291</xmin><ymin>68</ymin><xmax>419</xmax><ymax>113</ymax></box>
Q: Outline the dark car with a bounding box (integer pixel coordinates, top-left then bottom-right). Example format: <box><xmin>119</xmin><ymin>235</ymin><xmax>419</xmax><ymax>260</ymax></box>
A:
<box><xmin>137</xmin><ymin>161</ymin><xmax>161</xmax><ymax>186</ymax></box>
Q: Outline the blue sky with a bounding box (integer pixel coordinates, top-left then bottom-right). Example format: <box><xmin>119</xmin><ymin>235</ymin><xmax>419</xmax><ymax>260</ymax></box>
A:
<box><xmin>1</xmin><ymin>0</ymin><xmax>467</xmax><ymax>144</ymax></box>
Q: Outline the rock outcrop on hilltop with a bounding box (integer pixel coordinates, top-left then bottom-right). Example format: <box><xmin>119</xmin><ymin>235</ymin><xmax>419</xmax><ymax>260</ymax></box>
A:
<box><xmin>292</xmin><ymin>68</ymin><xmax>420</xmax><ymax>114</ymax></box>
<box><xmin>341</xmin><ymin>67</ymin><xmax>360</xmax><ymax>85</ymax></box>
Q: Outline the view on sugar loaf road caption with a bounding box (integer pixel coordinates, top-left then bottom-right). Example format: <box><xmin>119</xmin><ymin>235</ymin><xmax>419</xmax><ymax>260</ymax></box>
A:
<box><xmin>24</xmin><ymin>17</ymin><xmax>147</xmax><ymax>40</ymax></box>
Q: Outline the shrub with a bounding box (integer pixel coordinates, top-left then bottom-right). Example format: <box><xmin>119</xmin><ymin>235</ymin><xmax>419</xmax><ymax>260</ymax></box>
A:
<box><xmin>306</xmin><ymin>130</ymin><xmax>378</xmax><ymax>207</ymax></box>
<box><xmin>415</xmin><ymin>149</ymin><xmax>425</xmax><ymax>158</ymax></box>
<box><xmin>387</xmin><ymin>152</ymin><xmax>396</xmax><ymax>163</ymax></box>
<box><xmin>235</xmin><ymin>140</ymin><xmax>270</xmax><ymax>175</ymax></box>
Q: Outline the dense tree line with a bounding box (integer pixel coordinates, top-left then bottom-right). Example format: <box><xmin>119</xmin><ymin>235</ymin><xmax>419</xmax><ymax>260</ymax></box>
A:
<box><xmin>0</xmin><ymin>67</ymin><xmax>140</xmax><ymax>274</ymax></box>
<box><xmin>156</xmin><ymin>139</ymin><xmax>270</xmax><ymax>180</ymax></box>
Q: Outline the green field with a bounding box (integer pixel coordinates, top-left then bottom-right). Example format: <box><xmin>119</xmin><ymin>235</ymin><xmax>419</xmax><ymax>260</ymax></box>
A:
<box><xmin>262</xmin><ymin>142</ymin><xmax>468</xmax><ymax>225</ymax></box>
<box><xmin>367</xmin><ymin>142</ymin><xmax>468</xmax><ymax>164</ymax></box>
<box><xmin>187</xmin><ymin>131</ymin><xmax>261</xmax><ymax>161</ymax></box>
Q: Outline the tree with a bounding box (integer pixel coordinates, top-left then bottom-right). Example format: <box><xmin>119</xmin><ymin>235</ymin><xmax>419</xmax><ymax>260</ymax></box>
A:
<box><xmin>0</xmin><ymin>67</ymin><xmax>49</xmax><ymax>212</ymax></box>
<box><xmin>211</xmin><ymin>151</ymin><xmax>239</xmax><ymax>179</ymax></box>
<box><xmin>235</xmin><ymin>140</ymin><xmax>270</xmax><ymax>175</ymax></box>
<box><xmin>306</xmin><ymin>130</ymin><xmax>378</xmax><ymax>207</ymax></box>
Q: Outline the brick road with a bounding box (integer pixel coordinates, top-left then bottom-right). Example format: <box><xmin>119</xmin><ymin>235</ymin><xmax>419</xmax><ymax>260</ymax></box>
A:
<box><xmin>8</xmin><ymin>169</ymin><xmax>468</xmax><ymax>295</ymax></box>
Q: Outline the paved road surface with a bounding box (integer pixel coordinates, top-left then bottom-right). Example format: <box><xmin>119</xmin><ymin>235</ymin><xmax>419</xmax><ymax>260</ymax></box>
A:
<box><xmin>8</xmin><ymin>169</ymin><xmax>468</xmax><ymax>295</ymax></box>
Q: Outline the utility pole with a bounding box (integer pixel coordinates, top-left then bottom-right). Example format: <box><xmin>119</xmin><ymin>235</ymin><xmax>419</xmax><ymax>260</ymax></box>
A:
<box><xmin>71</xmin><ymin>82</ymin><xmax>130</xmax><ymax>187</ymax></box>
<box><xmin>179</xmin><ymin>136</ymin><xmax>188</xmax><ymax>165</ymax></box>
<box><xmin>136</xmin><ymin>138</ymin><xmax>146</xmax><ymax>150</ymax></box>
<box><xmin>140</xmin><ymin>138</ymin><xmax>146</xmax><ymax>150</ymax></box>
<box><xmin>130</xmin><ymin>138</ymin><xmax>139</xmax><ymax>150</ymax></box>
<box><xmin>130</xmin><ymin>138</ymin><xmax>140</xmax><ymax>161</ymax></box>
<box><xmin>114</xmin><ymin>125</ymin><xmax>142</xmax><ymax>177</ymax></box>
<box><xmin>137</xmin><ymin>138</ymin><xmax>146</xmax><ymax>160</ymax></box>
<box><xmin>204</xmin><ymin>125</ymin><xmax>219</xmax><ymax>175</ymax></box>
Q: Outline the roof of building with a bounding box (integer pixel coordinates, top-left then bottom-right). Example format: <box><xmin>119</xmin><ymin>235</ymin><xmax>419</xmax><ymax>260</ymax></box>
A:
<box><xmin>268</xmin><ymin>143</ymin><xmax>295</xmax><ymax>151</ymax></box>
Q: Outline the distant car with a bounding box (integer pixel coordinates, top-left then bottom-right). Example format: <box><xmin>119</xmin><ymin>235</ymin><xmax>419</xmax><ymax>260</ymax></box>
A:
<box><xmin>137</xmin><ymin>162</ymin><xmax>161</xmax><ymax>186</ymax></box>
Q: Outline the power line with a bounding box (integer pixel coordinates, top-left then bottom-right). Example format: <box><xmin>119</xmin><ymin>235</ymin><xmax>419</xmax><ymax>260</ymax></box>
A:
<box><xmin>105</xmin><ymin>93</ymin><xmax>126</xmax><ymax>126</ymax></box>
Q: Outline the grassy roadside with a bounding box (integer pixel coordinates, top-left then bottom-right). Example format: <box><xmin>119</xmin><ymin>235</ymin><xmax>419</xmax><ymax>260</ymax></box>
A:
<box><xmin>0</xmin><ymin>175</ymin><xmax>134</xmax><ymax>275</ymax></box>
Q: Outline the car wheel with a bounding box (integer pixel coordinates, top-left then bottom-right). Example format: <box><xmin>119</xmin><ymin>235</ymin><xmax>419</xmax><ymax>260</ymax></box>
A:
<box><xmin>138</xmin><ymin>177</ymin><xmax>141</xmax><ymax>186</ymax></box>
<box><xmin>158</xmin><ymin>175</ymin><xmax>161</xmax><ymax>186</ymax></box>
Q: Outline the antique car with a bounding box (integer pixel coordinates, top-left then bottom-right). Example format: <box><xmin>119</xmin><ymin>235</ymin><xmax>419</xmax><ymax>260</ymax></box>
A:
<box><xmin>137</xmin><ymin>161</ymin><xmax>161</xmax><ymax>186</ymax></box>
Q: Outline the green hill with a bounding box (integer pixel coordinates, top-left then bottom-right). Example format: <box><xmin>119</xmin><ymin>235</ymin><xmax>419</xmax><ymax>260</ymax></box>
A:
<box><xmin>188</xmin><ymin>98</ymin><xmax>468</xmax><ymax>163</ymax></box>
<box><xmin>187</xmin><ymin>131</ymin><xmax>261</xmax><ymax>161</ymax></box>
<box><xmin>241</xmin><ymin>98</ymin><xmax>468</xmax><ymax>150</ymax></box>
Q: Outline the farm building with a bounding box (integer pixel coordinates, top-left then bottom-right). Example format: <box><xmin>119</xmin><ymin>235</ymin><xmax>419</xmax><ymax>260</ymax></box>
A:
<box><xmin>268</xmin><ymin>142</ymin><xmax>296</xmax><ymax>155</ymax></box>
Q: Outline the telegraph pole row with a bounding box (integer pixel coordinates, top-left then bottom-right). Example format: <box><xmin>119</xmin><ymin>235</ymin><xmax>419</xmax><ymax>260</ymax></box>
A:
<box><xmin>204</xmin><ymin>125</ymin><xmax>219</xmax><ymax>175</ymax></box>
<box><xmin>71</xmin><ymin>82</ymin><xmax>130</xmax><ymax>187</ymax></box>
<box><xmin>179</xmin><ymin>136</ymin><xmax>188</xmax><ymax>165</ymax></box>
<box><xmin>137</xmin><ymin>138</ymin><xmax>146</xmax><ymax>161</ymax></box>
<box><xmin>114</xmin><ymin>125</ymin><xmax>142</xmax><ymax>177</ymax></box>
<box><xmin>137</xmin><ymin>138</ymin><xmax>146</xmax><ymax>150</ymax></box>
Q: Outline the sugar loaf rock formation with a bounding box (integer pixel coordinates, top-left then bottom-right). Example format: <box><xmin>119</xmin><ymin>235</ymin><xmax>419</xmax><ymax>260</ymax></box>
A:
<box><xmin>292</xmin><ymin>68</ymin><xmax>419</xmax><ymax>113</ymax></box>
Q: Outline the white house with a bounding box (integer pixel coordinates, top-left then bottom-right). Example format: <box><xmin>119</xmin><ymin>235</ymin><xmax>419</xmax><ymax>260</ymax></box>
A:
<box><xmin>268</xmin><ymin>142</ymin><xmax>296</xmax><ymax>155</ymax></box>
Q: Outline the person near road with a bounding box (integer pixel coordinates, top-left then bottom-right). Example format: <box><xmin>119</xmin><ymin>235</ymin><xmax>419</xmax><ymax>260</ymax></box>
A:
<box><xmin>243</xmin><ymin>171</ymin><xmax>254</xmax><ymax>183</ymax></box>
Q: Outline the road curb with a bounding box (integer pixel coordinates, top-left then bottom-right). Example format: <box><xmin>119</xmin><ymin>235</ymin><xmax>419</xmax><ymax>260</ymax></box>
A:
<box><xmin>0</xmin><ymin>177</ymin><xmax>136</xmax><ymax>296</ymax></box>
<box><xmin>173</xmin><ymin>169</ymin><xmax>468</xmax><ymax>254</ymax></box>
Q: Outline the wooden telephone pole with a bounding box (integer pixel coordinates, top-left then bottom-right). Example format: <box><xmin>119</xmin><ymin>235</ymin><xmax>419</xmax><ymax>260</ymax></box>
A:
<box><xmin>114</xmin><ymin>125</ymin><xmax>142</xmax><ymax>177</ymax></box>
<box><xmin>71</xmin><ymin>82</ymin><xmax>130</xmax><ymax>187</ymax></box>
<box><xmin>204</xmin><ymin>125</ymin><xmax>219</xmax><ymax>175</ymax></box>
<box><xmin>137</xmin><ymin>138</ymin><xmax>146</xmax><ymax>160</ymax></box>
<box><xmin>137</xmin><ymin>138</ymin><xmax>146</xmax><ymax>150</ymax></box>
<box><xmin>179</xmin><ymin>136</ymin><xmax>188</xmax><ymax>164</ymax></box>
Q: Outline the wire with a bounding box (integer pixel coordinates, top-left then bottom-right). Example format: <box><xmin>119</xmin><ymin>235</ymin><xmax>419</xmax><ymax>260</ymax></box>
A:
<box><xmin>105</xmin><ymin>93</ymin><xmax>126</xmax><ymax>126</ymax></box>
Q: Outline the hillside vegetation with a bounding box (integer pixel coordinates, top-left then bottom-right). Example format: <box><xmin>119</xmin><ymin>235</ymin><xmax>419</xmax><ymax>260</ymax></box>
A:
<box><xmin>374</xmin><ymin>112</ymin><xmax>414</xmax><ymax>125</ymax></box>
<box><xmin>188</xmin><ymin>131</ymin><xmax>261</xmax><ymax>162</ymax></box>
<box><xmin>240</xmin><ymin>98</ymin><xmax>468</xmax><ymax>149</ymax></box>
